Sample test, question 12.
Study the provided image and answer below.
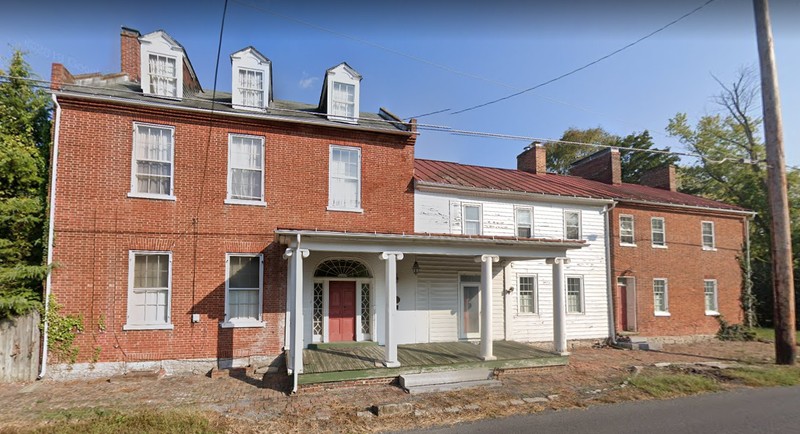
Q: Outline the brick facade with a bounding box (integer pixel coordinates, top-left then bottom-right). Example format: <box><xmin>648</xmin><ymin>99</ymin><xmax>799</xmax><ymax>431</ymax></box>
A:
<box><xmin>609</xmin><ymin>204</ymin><xmax>746</xmax><ymax>336</ymax></box>
<box><xmin>50</xmin><ymin>96</ymin><xmax>415</xmax><ymax>364</ymax></box>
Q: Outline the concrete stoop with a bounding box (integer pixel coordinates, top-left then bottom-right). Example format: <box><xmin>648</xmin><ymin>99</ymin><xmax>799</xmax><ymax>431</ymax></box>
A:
<box><xmin>616</xmin><ymin>336</ymin><xmax>664</xmax><ymax>351</ymax></box>
<box><xmin>399</xmin><ymin>368</ymin><xmax>500</xmax><ymax>394</ymax></box>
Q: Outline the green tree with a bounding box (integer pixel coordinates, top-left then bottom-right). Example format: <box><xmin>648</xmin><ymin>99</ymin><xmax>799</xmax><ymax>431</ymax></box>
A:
<box><xmin>0</xmin><ymin>50</ymin><xmax>51</xmax><ymax>317</ymax></box>
<box><xmin>666</xmin><ymin>68</ymin><xmax>800</xmax><ymax>327</ymax></box>
<box><xmin>546</xmin><ymin>127</ymin><xmax>679</xmax><ymax>183</ymax></box>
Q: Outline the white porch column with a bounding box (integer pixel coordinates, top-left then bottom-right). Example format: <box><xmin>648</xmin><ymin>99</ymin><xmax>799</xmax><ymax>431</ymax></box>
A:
<box><xmin>380</xmin><ymin>252</ymin><xmax>404</xmax><ymax>367</ymax></box>
<box><xmin>284</xmin><ymin>247</ymin><xmax>309</xmax><ymax>381</ymax></box>
<box><xmin>547</xmin><ymin>257</ymin><xmax>571</xmax><ymax>355</ymax></box>
<box><xmin>476</xmin><ymin>254</ymin><xmax>499</xmax><ymax>361</ymax></box>
<box><xmin>283</xmin><ymin>251</ymin><xmax>295</xmax><ymax>353</ymax></box>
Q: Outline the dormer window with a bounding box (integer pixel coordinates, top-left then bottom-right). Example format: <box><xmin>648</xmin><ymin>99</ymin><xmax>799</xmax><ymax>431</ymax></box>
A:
<box><xmin>331</xmin><ymin>82</ymin><xmax>355</xmax><ymax>119</ymax></box>
<box><xmin>231</xmin><ymin>47</ymin><xmax>271</xmax><ymax>111</ymax></box>
<box><xmin>139</xmin><ymin>31</ymin><xmax>187</xmax><ymax>99</ymax></box>
<box><xmin>322</xmin><ymin>63</ymin><xmax>361</xmax><ymax>123</ymax></box>
<box><xmin>147</xmin><ymin>54</ymin><xmax>177</xmax><ymax>97</ymax></box>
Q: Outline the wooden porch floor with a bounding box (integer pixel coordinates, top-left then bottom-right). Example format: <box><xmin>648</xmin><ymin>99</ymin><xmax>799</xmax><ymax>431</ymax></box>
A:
<box><xmin>299</xmin><ymin>341</ymin><xmax>566</xmax><ymax>385</ymax></box>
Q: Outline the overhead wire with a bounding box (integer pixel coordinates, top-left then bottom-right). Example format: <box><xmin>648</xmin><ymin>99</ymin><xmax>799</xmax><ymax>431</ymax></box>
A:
<box><xmin>1</xmin><ymin>72</ymin><xmax>780</xmax><ymax>167</ymax></box>
<box><xmin>449</xmin><ymin>0</ymin><xmax>718</xmax><ymax>115</ymax></box>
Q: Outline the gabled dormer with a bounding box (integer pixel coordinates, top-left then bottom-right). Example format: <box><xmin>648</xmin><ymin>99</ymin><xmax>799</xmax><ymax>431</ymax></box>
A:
<box><xmin>231</xmin><ymin>47</ymin><xmax>272</xmax><ymax>111</ymax></box>
<box><xmin>319</xmin><ymin>62</ymin><xmax>362</xmax><ymax>123</ymax></box>
<box><xmin>139</xmin><ymin>30</ymin><xmax>198</xmax><ymax>99</ymax></box>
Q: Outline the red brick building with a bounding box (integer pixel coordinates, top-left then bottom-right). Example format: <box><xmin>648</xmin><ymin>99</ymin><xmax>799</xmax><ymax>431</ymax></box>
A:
<box><xmin>46</xmin><ymin>28</ymin><xmax>416</xmax><ymax>376</ymax></box>
<box><xmin>567</xmin><ymin>148</ymin><xmax>752</xmax><ymax>338</ymax></box>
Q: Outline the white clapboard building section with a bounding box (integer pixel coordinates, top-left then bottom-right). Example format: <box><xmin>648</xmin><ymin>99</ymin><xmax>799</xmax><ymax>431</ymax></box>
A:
<box><xmin>414</xmin><ymin>154</ymin><xmax>615</xmax><ymax>346</ymax></box>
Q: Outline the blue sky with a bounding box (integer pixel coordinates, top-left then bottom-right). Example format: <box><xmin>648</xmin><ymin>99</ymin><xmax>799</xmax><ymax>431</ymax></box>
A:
<box><xmin>2</xmin><ymin>0</ymin><xmax>798</xmax><ymax>169</ymax></box>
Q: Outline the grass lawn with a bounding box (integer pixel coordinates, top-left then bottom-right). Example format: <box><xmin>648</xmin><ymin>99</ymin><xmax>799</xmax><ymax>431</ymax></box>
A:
<box><xmin>752</xmin><ymin>327</ymin><xmax>800</xmax><ymax>343</ymax></box>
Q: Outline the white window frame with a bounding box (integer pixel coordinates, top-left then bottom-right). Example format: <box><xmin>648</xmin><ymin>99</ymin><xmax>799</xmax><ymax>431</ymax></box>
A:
<box><xmin>564</xmin><ymin>210</ymin><xmax>582</xmax><ymax>241</ymax></box>
<box><xmin>235</xmin><ymin>67</ymin><xmax>265</xmax><ymax>111</ymax></box>
<box><xmin>124</xmin><ymin>251</ymin><xmax>173</xmax><ymax>330</ymax></box>
<box><xmin>704</xmin><ymin>279</ymin><xmax>719</xmax><ymax>315</ymax></box>
<box><xmin>653</xmin><ymin>278</ymin><xmax>670</xmax><ymax>316</ymax></box>
<box><xmin>517</xmin><ymin>274</ymin><xmax>538</xmax><ymax>315</ymax></box>
<box><xmin>331</xmin><ymin>81</ymin><xmax>356</xmax><ymax>120</ymax></box>
<box><xmin>651</xmin><ymin>217</ymin><xmax>667</xmax><ymax>248</ymax></box>
<box><xmin>327</xmin><ymin>145</ymin><xmax>363</xmax><ymax>212</ymax></box>
<box><xmin>225</xmin><ymin>133</ymin><xmax>266</xmax><ymax>206</ymax></box>
<box><xmin>325</xmin><ymin>64</ymin><xmax>361</xmax><ymax>124</ymax></box>
<box><xmin>128</xmin><ymin>122</ymin><xmax>176</xmax><ymax>201</ymax></box>
<box><xmin>139</xmin><ymin>31</ymin><xmax>186</xmax><ymax>100</ymax></box>
<box><xmin>619</xmin><ymin>214</ymin><xmax>636</xmax><ymax>246</ymax></box>
<box><xmin>462</xmin><ymin>203</ymin><xmax>483</xmax><ymax>236</ymax></box>
<box><xmin>701</xmin><ymin>221</ymin><xmax>716</xmax><ymax>250</ymax></box>
<box><xmin>515</xmin><ymin>206</ymin><xmax>533</xmax><ymax>238</ymax></box>
<box><xmin>146</xmin><ymin>53</ymin><xmax>178</xmax><ymax>98</ymax></box>
<box><xmin>566</xmin><ymin>275</ymin><xmax>585</xmax><ymax>314</ymax></box>
<box><xmin>221</xmin><ymin>253</ymin><xmax>265</xmax><ymax>328</ymax></box>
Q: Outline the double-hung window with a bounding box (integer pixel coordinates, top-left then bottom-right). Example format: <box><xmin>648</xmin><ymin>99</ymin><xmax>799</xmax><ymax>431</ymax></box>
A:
<box><xmin>518</xmin><ymin>275</ymin><xmax>537</xmax><ymax>314</ymax></box>
<box><xmin>651</xmin><ymin>217</ymin><xmax>666</xmax><ymax>247</ymax></box>
<box><xmin>331</xmin><ymin>81</ymin><xmax>355</xmax><ymax>120</ymax></box>
<box><xmin>701</xmin><ymin>221</ymin><xmax>716</xmax><ymax>250</ymax></box>
<box><xmin>704</xmin><ymin>279</ymin><xmax>719</xmax><ymax>314</ymax></box>
<box><xmin>328</xmin><ymin>145</ymin><xmax>361</xmax><ymax>211</ymax></box>
<box><xmin>566</xmin><ymin>276</ymin><xmax>584</xmax><ymax>314</ymax></box>
<box><xmin>564</xmin><ymin>210</ymin><xmax>581</xmax><ymax>240</ymax></box>
<box><xmin>653</xmin><ymin>278</ymin><xmax>669</xmax><ymax>315</ymax></box>
<box><xmin>130</xmin><ymin>123</ymin><xmax>174</xmax><ymax>199</ymax></box>
<box><xmin>125</xmin><ymin>252</ymin><xmax>172</xmax><ymax>330</ymax></box>
<box><xmin>463</xmin><ymin>204</ymin><xmax>482</xmax><ymax>235</ymax></box>
<box><xmin>237</xmin><ymin>68</ymin><xmax>264</xmax><ymax>109</ymax></box>
<box><xmin>516</xmin><ymin>207</ymin><xmax>533</xmax><ymax>238</ymax></box>
<box><xmin>147</xmin><ymin>54</ymin><xmax>178</xmax><ymax>98</ymax></box>
<box><xmin>619</xmin><ymin>215</ymin><xmax>635</xmax><ymax>245</ymax></box>
<box><xmin>223</xmin><ymin>254</ymin><xmax>264</xmax><ymax>327</ymax></box>
<box><xmin>227</xmin><ymin>134</ymin><xmax>264</xmax><ymax>204</ymax></box>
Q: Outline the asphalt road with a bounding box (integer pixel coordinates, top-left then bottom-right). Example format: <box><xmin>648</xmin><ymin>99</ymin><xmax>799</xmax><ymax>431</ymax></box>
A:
<box><xmin>406</xmin><ymin>386</ymin><xmax>800</xmax><ymax>434</ymax></box>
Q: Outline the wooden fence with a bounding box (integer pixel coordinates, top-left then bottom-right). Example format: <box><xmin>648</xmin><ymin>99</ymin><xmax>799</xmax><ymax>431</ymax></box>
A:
<box><xmin>0</xmin><ymin>311</ymin><xmax>40</xmax><ymax>382</ymax></box>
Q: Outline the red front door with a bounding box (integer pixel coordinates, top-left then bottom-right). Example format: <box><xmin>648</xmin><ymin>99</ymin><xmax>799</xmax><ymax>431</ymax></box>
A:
<box><xmin>328</xmin><ymin>281</ymin><xmax>356</xmax><ymax>342</ymax></box>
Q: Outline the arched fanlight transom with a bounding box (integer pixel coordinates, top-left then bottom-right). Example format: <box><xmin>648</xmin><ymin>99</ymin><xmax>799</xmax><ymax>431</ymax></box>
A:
<box><xmin>314</xmin><ymin>259</ymin><xmax>372</xmax><ymax>278</ymax></box>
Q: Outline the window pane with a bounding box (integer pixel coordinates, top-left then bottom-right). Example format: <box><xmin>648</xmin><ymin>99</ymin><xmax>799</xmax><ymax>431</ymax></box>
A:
<box><xmin>230</xmin><ymin>289</ymin><xmax>259</xmax><ymax>320</ymax></box>
<box><xmin>229</xmin><ymin>256</ymin><xmax>260</xmax><ymax>289</ymax></box>
<box><xmin>519</xmin><ymin>276</ymin><xmax>535</xmax><ymax>313</ymax></box>
<box><xmin>134</xmin><ymin>125</ymin><xmax>172</xmax><ymax>195</ymax></box>
<box><xmin>653</xmin><ymin>280</ymin><xmax>668</xmax><ymax>312</ymax></box>
<box><xmin>464</xmin><ymin>206</ymin><xmax>480</xmax><ymax>221</ymax></box>
<box><xmin>620</xmin><ymin>216</ymin><xmax>634</xmax><ymax>244</ymax></box>
<box><xmin>565</xmin><ymin>211</ymin><xmax>580</xmax><ymax>240</ymax></box>
<box><xmin>567</xmin><ymin>277</ymin><xmax>582</xmax><ymax>313</ymax></box>
<box><xmin>704</xmin><ymin>281</ymin><xmax>717</xmax><ymax>311</ymax></box>
<box><xmin>332</xmin><ymin>82</ymin><xmax>355</xmax><ymax>118</ymax></box>
<box><xmin>329</xmin><ymin>147</ymin><xmax>361</xmax><ymax>209</ymax></box>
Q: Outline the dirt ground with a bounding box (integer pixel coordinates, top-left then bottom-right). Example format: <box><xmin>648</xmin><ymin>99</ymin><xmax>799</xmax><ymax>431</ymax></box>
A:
<box><xmin>0</xmin><ymin>340</ymin><xmax>781</xmax><ymax>433</ymax></box>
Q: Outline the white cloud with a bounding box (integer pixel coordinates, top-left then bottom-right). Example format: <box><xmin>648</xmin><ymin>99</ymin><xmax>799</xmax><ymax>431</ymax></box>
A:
<box><xmin>298</xmin><ymin>75</ymin><xmax>319</xmax><ymax>89</ymax></box>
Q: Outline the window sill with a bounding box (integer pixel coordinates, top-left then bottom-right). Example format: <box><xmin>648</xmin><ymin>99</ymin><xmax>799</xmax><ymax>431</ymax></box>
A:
<box><xmin>654</xmin><ymin>312</ymin><xmax>671</xmax><ymax>317</ymax></box>
<box><xmin>516</xmin><ymin>312</ymin><xmax>540</xmax><ymax>317</ymax></box>
<box><xmin>705</xmin><ymin>310</ymin><xmax>720</xmax><ymax>316</ymax></box>
<box><xmin>219</xmin><ymin>320</ymin><xmax>265</xmax><ymax>329</ymax></box>
<box><xmin>566</xmin><ymin>311</ymin><xmax>585</xmax><ymax>316</ymax></box>
<box><xmin>123</xmin><ymin>323</ymin><xmax>174</xmax><ymax>331</ymax></box>
<box><xmin>620</xmin><ymin>243</ymin><xmax>637</xmax><ymax>247</ymax></box>
<box><xmin>702</xmin><ymin>247</ymin><xmax>717</xmax><ymax>252</ymax></box>
<box><xmin>327</xmin><ymin>206</ymin><xmax>364</xmax><ymax>213</ymax></box>
<box><xmin>127</xmin><ymin>192</ymin><xmax>177</xmax><ymax>201</ymax></box>
<box><xmin>326</xmin><ymin>115</ymin><xmax>358</xmax><ymax>124</ymax></box>
<box><xmin>232</xmin><ymin>104</ymin><xmax>266</xmax><ymax>112</ymax></box>
<box><xmin>225</xmin><ymin>199</ymin><xmax>267</xmax><ymax>207</ymax></box>
<box><xmin>651</xmin><ymin>244</ymin><xmax>668</xmax><ymax>249</ymax></box>
<box><xmin>143</xmin><ymin>93</ymin><xmax>182</xmax><ymax>101</ymax></box>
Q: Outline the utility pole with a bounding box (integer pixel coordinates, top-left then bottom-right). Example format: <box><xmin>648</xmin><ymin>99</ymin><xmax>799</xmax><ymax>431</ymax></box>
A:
<box><xmin>753</xmin><ymin>0</ymin><xmax>796</xmax><ymax>365</ymax></box>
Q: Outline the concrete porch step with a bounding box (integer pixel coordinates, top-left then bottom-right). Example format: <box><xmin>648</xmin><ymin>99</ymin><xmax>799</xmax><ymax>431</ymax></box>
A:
<box><xmin>616</xmin><ymin>337</ymin><xmax>663</xmax><ymax>351</ymax></box>
<box><xmin>400</xmin><ymin>368</ymin><xmax>497</xmax><ymax>393</ymax></box>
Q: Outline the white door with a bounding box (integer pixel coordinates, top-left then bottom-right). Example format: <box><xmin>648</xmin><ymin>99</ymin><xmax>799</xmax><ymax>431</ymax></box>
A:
<box><xmin>459</xmin><ymin>282</ymin><xmax>481</xmax><ymax>339</ymax></box>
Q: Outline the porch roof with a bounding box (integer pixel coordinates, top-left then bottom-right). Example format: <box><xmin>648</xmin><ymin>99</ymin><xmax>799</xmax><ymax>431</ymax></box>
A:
<box><xmin>275</xmin><ymin>228</ymin><xmax>585</xmax><ymax>260</ymax></box>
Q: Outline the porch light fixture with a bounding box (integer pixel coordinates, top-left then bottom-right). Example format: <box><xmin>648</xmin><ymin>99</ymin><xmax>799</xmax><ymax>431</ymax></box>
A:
<box><xmin>412</xmin><ymin>260</ymin><xmax>420</xmax><ymax>275</ymax></box>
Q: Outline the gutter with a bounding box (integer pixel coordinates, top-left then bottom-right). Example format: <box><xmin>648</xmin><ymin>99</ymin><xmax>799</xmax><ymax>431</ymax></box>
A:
<box><xmin>618</xmin><ymin>198</ymin><xmax>756</xmax><ymax>217</ymax></box>
<box><xmin>416</xmin><ymin>181</ymin><xmax>615</xmax><ymax>206</ymax></box>
<box><xmin>52</xmin><ymin>90</ymin><xmax>414</xmax><ymax>137</ymax></box>
<box><xmin>600</xmin><ymin>202</ymin><xmax>618</xmax><ymax>345</ymax></box>
<box><xmin>39</xmin><ymin>94</ymin><xmax>61</xmax><ymax>379</ymax></box>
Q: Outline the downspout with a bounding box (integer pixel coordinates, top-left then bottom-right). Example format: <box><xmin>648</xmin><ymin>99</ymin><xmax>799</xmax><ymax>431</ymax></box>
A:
<box><xmin>292</xmin><ymin>233</ymin><xmax>301</xmax><ymax>394</ymax></box>
<box><xmin>601</xmin><ymin>202</ymin><xmax>618</xmax><ymax>345</ymax></box>
<box><xmin>39</xmin><ymin>93</ymin><xmax>61</xmax><ymax>379</ymax></box>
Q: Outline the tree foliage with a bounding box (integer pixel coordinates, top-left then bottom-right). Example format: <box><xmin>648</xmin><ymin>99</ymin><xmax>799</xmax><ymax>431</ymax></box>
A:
<box><xmin>0</xmin><ymin>50</ymin><xmax>51</xmax><ymax>317</ymax></box>
<box><xmin>666</xmin><ymin>68</ymin><xmax>800</xmax><ymax>326</ymax></box>
<box><xmin>546</xmin><ymin>127</ymin><xmax>679</xmax><ymax>183</ymax></box>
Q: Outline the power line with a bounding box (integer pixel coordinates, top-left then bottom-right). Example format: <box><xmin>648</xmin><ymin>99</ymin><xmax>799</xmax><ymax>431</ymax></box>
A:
<box><xmin>1</xmin><ymin>72</ymin><xmax>776</xmax><ymax>167</ymax></box>
<box><xmin>449</xmin><ymin>0</ymin><xmax>718</xmax><ymax>115</ymax></box>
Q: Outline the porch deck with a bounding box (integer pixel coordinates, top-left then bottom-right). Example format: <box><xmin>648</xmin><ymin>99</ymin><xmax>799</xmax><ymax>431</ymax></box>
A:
<box><xmin>299</xmin><ymin>340</ymin><xmax>567</xmax><ymax>385</ymax></box>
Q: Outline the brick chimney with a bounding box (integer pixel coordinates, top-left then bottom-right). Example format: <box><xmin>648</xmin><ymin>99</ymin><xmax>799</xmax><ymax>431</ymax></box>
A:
<box><xmin>120</xmin><ymin>27</ymin><xmax>141</xmax><ymax>82</ymax></box>
<box><xmin>517</xmin><ymin>142</ymin><xmax>547</xmax><ymax>174</ymax></box>
<box><xmin>640</xmin><ymin>165</ymin><xmax>678</xmax><ymax>191</ymax></box>
<box><xmin>568</xmin><ymin>148</ymin><xmax>622</xmax><ymax>185</ymax></box>
<box><xmin>50</xmin><ymin>63</ymin><xmax>75</xmax><ymax>90</ymax></box>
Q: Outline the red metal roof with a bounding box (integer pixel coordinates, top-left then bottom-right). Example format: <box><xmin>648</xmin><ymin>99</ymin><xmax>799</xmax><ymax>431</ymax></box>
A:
<box><xmin>414</xmin><ymin>159</ymin><xmax>748</xmax><ymax>212</ymax></box>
